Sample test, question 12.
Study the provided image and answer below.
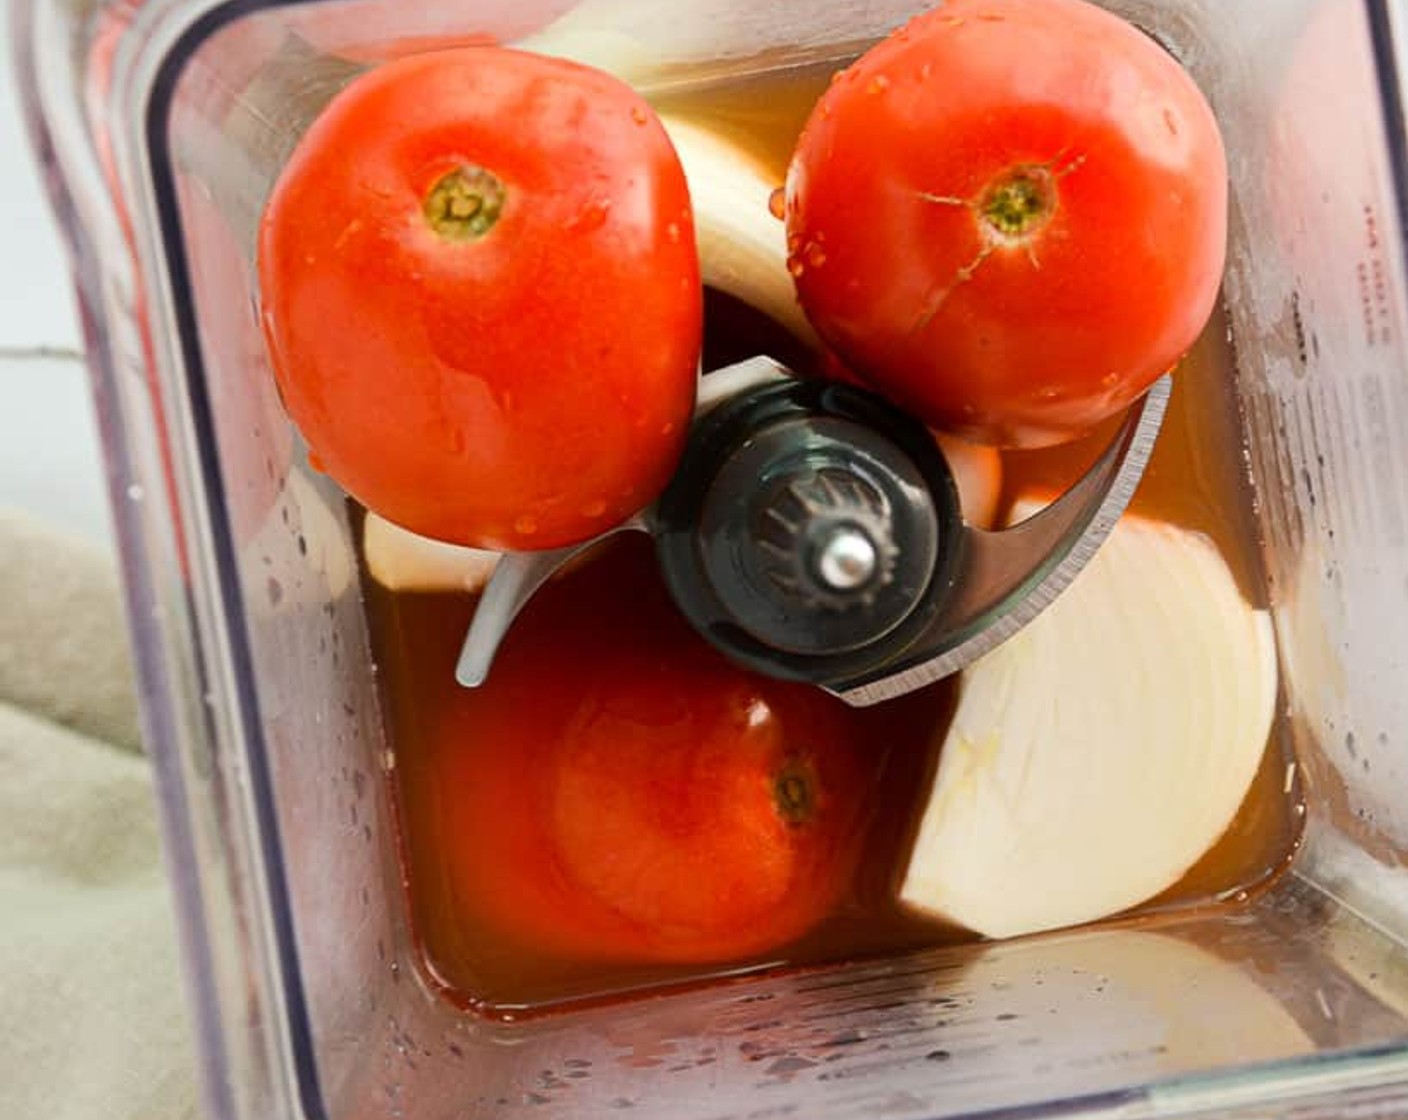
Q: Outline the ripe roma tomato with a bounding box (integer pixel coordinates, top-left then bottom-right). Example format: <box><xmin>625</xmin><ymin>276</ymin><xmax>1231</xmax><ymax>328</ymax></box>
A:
<box><xmin>785</xmin><ymin>0</ymin><xmax>1227</xmax><ymax>448</ymax></box>
<box><xmin>423</xmin><ymin>540</ymin><xmax>883</xmax><ymax>965</ymax></box>
<box><xmin>259</xmin><ymin>47</ymin><xmax>701</xmax><ymax>550</ymax></box>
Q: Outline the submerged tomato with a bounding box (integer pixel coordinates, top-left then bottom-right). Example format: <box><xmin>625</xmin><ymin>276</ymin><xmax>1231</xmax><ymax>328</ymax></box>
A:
<box><xmin>259</xmin><ymin>47</ymin><xmax>701</xmax><ymax>550</ymax></box>
<box><xmin>786</xmin><ymin>0</ymin><xmax>1227</xmax><ymax>448</ymax></box>
<box><xmin>426</xmin><ymin>541</ymin><xmax>882</xmax><ymax>965</ymax></box>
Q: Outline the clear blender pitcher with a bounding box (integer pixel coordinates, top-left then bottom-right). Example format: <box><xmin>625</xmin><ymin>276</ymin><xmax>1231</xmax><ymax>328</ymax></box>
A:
<box><xmin>12</xmin><ymin>0</ymin><xmax>1408</xmax><ymax>1116</ymax></box>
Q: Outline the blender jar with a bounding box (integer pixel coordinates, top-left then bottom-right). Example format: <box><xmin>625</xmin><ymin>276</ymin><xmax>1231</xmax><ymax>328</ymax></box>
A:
<box><xmin>12</xmin><ymin>0</ymin><xmax>1408</xmax><ymax>1116</ymax></box>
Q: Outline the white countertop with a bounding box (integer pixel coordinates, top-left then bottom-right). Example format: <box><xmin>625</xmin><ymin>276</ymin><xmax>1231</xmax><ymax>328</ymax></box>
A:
<box><xmin>1</xmin><ymin>40</ymin><xmax>114</xmax><ymax>552</ymax></box>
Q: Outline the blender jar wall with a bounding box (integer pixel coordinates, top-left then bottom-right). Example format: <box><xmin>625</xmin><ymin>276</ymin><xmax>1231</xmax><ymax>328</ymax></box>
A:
<box><xmin>13</xmin><ymin>0</ymin><xmax>1408</xmax><ymax>1116</ymax></box>
<box><xmin>1228</xmin><ymin>0</ymin><xmax>1408</xmax><ymax>946</ymax></box>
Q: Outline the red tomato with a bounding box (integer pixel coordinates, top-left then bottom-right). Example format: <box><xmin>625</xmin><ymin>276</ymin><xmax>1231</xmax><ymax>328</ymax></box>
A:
<box><xmin>785</xmin><ymin>0</ymin><xmax>1227</xmax><ymax>448</ymax></box>
<box><xmin>425</xmin><ymin>541</ymin><xmax>883</xmax><ymax>964</ymax></box>
<box><xmin>258</xmin><ymin>47</ymin><xmax>701</xmax><ymax>550</ymax></box>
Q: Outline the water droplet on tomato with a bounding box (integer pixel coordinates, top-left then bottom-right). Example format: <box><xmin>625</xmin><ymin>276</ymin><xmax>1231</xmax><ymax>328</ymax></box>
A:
<box><xmin>830</xmin><ymin>69</ymin><xmax>845</xmax><ymax>85</ymax></box>
<box><xmin>582</xmin><ymin>499</ymin><xmax>607</xmax><ymax>518</ymax></box>
<box><xmin>570</xmin><ymin>201</ymin><xmax>611</xmax><ymax>232</ymax></box>
<box><xmin>661</xmin><ymin>421</ymin><xmax>677</xmax><ymax>437</ymax></box>
<box><xmin>514</xmin><ymin>515</ymin><xmax>539</xmax><ymax>536</ymax></box>
<box><xmin>867</xmin><ymin>75</ymin><xmax>891</xmax><ymax>95</ymax></box>
<box><xmin>805</xmin><ymin>242</ymin><xmax>827</xmax><ymax>268</ymax></box>
<box><xmin>920</xmin><ymin>62</ymin><xmax>933</xmax><ymax>81</ymax></box>
<box><xmin>787</xmin><ymin>231</ymin><xmax>802</xmax><ymax>255</ymax></box>
<box><xmin>631</xmin><ymin>106</ymin><xmax>648</xmax><ymax>125</ymax></box>
<box><xmin>768</xmin><ymin>188</ymin><xmax>786</xmax><ymax>221</ymax></box>
<box><xmin>787</xmin><ymin>257</ymin><xmax>806</xmax><ymax>279</ymax></box>
<box><xmin>334</xmin><ymin>218</ymin><xmax>363</xmax><ymax>251</ymax></box>
<box><xmin>666</xmin><ymin>221</ymin><xmax>682</xmax><ymax>243</ymax></box>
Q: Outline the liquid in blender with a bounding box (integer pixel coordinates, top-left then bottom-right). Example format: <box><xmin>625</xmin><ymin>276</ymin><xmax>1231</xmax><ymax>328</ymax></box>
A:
<box><xmin>364</xmin><ymin>59</ymin><xmax>1304</xmax><ymax>1019</ymax></box>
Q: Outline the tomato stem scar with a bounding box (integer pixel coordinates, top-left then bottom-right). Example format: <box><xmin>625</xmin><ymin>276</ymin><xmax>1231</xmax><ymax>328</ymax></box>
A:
<box><xmin>910</xmin><ymin>154</ymin><xmax>1081</xmax><ymax>332</ymax></box>
<box><xmin>980</xmin><ymin>166</ymin><xmax>1055</xmax><ymax>238</ymax></box>
<box><xmin>424</xmin><ymin>165</ymin><xmax>506</xmax><ymax>241</ymax></box>
<box><xmin>775</xmin><ymin>760</ymin><xmax>817</xmax><ymax>825</ymax></box>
